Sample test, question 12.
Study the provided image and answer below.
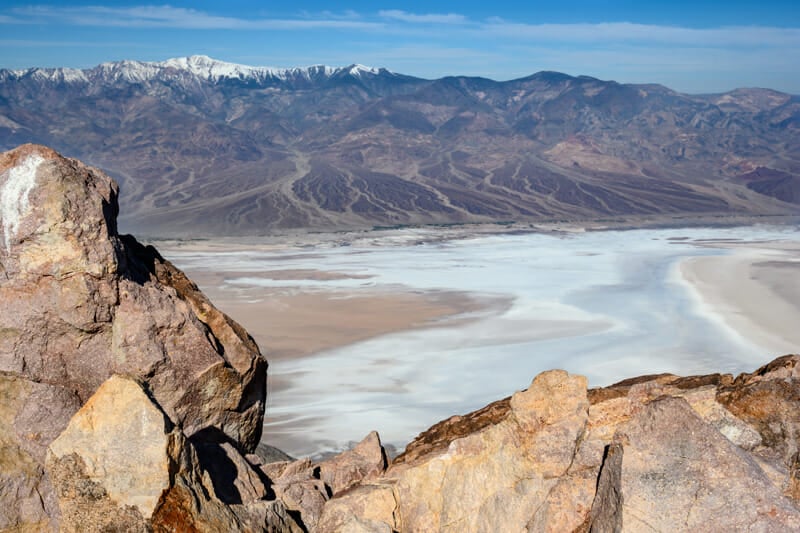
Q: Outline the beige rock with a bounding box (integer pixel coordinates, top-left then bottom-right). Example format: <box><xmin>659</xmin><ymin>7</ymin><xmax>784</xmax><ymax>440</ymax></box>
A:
<box><xmin>678</xmin><ymin>385</ymin><xmax>763</xmax><ymax>450</ymax></box>
<box><xmin>47</xmin><ymin>375</ymin><xmax>174</xmax><ymax>518</ymax></box>
<box><xmin>46</xmin><ymin>374</ymin><xmax>303</xmax><ymax>532</ymax></box>
<box><xmin>509</xmin><ymin>369</ymin><xmax>590</xmax><ymax>478</ymax></box>
<box><xmin>316</xmin><ymin>483</ymin><xmax>397</xmax><ymax>533</ymax></box>
<box><xmin>319</xmin><ymin>360</ymin><xmax>800</xmax><ymax>532</ymax></box>
<box><xmin>0</xmin><ymin>145</ymin><xmax>268</xmax><ymax>528</ymax></box>
<box><xmin>324</xmin><ymin>370</ymin><xmax>591</xmax><ymax>532</ymax></box>
<box><xmin>616</xmin><ymin>396</ymin><xmax>800</xmax><ymax>531</ymax></box>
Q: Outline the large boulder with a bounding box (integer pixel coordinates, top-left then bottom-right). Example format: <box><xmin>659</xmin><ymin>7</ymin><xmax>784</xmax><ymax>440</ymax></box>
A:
<box><xmin>48</xmin><ymin>376</ymin><xmax>175</xmax><ymax>519</ymax></box>
<box><xmin>612</xmin><ymin>396</ymin><xmax>800</xmax><ymax>531</ymax></box>
<box><xmin>46</xmin><ymin>374</ymin><xmax>303</xmax><ymax>532</ymax></box>
<box><xmin>0</xmin><ymin>144</ymin><xmax>268</xmax><ymax>530</ymax></box>
<box><xmin>319</xmin><ymin>370</ymin><xmax>592</xmax><ymax>532</ymax></box>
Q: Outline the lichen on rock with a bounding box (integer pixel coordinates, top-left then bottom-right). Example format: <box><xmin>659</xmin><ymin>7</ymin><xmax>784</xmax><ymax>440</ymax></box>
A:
<box><xmin>0</xmin><ymin>153</ymin><xmax>44</xmax><ymax>252</ymax></box>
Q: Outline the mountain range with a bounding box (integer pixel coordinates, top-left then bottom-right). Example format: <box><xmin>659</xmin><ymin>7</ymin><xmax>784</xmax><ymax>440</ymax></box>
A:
<box><xmin>1</xmin><ymin>55</ymin><xmax>798</xmax><ymax>236</ymax></box>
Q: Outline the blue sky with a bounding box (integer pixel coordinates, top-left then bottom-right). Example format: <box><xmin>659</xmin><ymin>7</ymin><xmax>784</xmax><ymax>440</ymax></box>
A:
<box><xmin>1</xmin><ymin>1</ymin><xmax>799</xmax><ymax>93</ymax></box>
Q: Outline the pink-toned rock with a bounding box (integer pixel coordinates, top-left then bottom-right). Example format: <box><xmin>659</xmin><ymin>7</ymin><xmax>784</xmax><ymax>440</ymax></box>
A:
<box><xmin>0</xmin><ymin>144</ymin><xmax>267</xmax><ymax>530</ymax></box>
<box><xmin>265</xmin><ymin>459</ymin><xmax>330</xmax><ymax>531</ymax></box>
<box><xmin>0</xmin><ymin>374</ymin><xmax>78</xmax><ymax>531</ymax></box>
<box><xmin>615</xmin><ymin>396</ymin><xmax>800</xmax><ymax>530</ymax></box>
<box><xmin>320</xmin><ymin>431</ymin><xmax>388</xmax><ymax>495</ymax></box>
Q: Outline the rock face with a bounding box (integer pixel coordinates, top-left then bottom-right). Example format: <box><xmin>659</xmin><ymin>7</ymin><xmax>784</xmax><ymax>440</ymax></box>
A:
<box><xmin>0</xmin><ymin>144</ymin><xmax>273</xmax><ymax>530</ymax></box>
<box><xmin>319</xmin><ymin>356</ymin><xmax>800</xmax><ymax>532</ymax></box>
<box><xmin>48</xmin><ymin>375</ymin><xmax>175</xmax><ymax>521</ymax></box>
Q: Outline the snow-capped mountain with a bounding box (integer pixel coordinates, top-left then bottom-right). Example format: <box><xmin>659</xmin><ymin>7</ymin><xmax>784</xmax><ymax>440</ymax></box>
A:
<box><xmin>1</xmin><ymin>55</ymin><xmax>395</xmax><ymax>86</ymax></box>
<box><xmin>0</xmin><ymin>55</ymin><xmax>797</xmax><ymax>237</ymax></box>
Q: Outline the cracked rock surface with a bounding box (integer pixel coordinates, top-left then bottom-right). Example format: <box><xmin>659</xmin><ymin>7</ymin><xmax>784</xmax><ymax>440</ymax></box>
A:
<box><xmin>0</xmin><ymin>144</ymin><xmax>271</xmax><ymax>531</ymax></box>
<box><xmin>318</xmin><ymin>356</ymin><xmax>800</xmax><ymax>532</ymax></box>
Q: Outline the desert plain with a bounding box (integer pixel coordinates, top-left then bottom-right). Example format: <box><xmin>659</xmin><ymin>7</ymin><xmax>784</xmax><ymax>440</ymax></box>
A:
<box><xmin>158</xmin><ymin>223</ymin><xmax>800</xmax><ymax>457</ymax></box>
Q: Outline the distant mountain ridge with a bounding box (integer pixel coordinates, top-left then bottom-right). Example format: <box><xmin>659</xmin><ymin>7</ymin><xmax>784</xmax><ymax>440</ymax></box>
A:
<box><xmin>1</xmin><ymin>56</ymin><xmax>798</xmax><ymax>236</ymax></box>
<box><xmin>0</xmin><ymin>55</ymin><xmax>401</xmax><ymax>87</ymax></box>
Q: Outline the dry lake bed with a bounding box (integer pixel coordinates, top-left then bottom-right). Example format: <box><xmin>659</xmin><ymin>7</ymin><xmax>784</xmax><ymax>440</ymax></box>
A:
<box><xmin>159</xmin><ymin>224</ymin><xmax>800</xmax><ymax>457</ymax></box>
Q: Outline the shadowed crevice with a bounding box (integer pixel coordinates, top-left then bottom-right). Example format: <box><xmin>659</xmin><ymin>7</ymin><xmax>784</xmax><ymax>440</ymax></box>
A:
<box><xmin>588</xmin><ymin>443</ymin><xmax>624</xmax><ymax>533</ymax></box>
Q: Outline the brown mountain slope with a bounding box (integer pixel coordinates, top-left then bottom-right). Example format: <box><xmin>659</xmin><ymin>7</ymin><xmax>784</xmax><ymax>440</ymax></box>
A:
<box><xmin>1</xmin><ymin>57</ymin><xmax>798</xmax><ymax>236</ymax></box>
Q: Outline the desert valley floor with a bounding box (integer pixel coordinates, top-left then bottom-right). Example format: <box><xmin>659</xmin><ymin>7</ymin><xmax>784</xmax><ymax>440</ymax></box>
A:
<box><xmin>158</xmin><ymin>224</ymin><xmax>800</xmax><ymax>457</ymax></box>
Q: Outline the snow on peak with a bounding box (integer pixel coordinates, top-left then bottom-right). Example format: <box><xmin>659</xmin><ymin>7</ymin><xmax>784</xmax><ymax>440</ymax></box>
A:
<box><xmin>95</xmin><ymin>59</ymin><xmax>161</xmax><ymax>82</ymax></box>
<box><xmin>2</xmin><ymin>56</ymin><xmax>391</xmax><ymax>85</ymax></box>
<box><xmin>151</xmin><ymin>56</ymin><xmax>387</xmax><ymax>81</ymax></box>
<box><xmin>7</xmin><ymin>67</ymin><xmax>88</xmax><ymax>83</ymax></box>
<box><xmin>347</xmin><ymin>64</ymin><xmax>382</xmax><ymax>77</ymax></box>
<box><xmin>159</xmin><ymin>55</ymin><xmax>263</xmax><ymax>80</ymax></box>
<box><xmin>123</xmin><ymin>56</ymin><xmax>389</xmax><ymax>82</ymax></box>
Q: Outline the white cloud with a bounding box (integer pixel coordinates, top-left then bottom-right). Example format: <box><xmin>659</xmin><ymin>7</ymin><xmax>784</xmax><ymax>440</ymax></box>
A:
<box><xmin>477</xmin><ymin>21</ymin><xmax>800</xmax><ymax>48</ymax></box>
<box><xmin>4</xmin><ymin>6</ymin><xmax>798</xmax><ymax>50</ymax></box>
<box><xmin>313</xmin><ymin>10</ymin><xmax>362</xmax><ymax>21</ymax></box>
<box><xmin>8</xmin><ymin>5</ymin><xmax>384</xmax><ymax>30</ymax></box>
<box><xmin>378</xmin><ymin>10</ymin><xmax>469</xmax><ymax>25</ymax></box>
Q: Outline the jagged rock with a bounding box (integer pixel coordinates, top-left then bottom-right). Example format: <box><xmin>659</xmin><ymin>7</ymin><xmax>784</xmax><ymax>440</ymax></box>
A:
<box><xmin>0</xmin><ymin>143</ymin><xmax>265</xmax><ymax>446</ymax></box>
<box><xmin>0</xmin><ymin>144</ymin><xmax>268</xmax><ymax>529</ymax></box>
<box><xmin>46</xmin><ymin>374</ymin><xmax>303</xmax><ymax>532</ymax></box>
<box><xmin>392</xmin><ymin>396</ymin><xmax>511</xmax><ymax>467</ymax></box>
<box><xmin>319</xmin><ymin>431</ymin><xmax>388</xmax><ymax>495</ymax></box>
<box><xmin>254</xmin><ymin>441</ymin><xmax>296</xmax><ymax>464</ymax></box>
<box><xmin>5</xmin><ymin>143</ymin><xmax>800</xmax><ymax>531</ymax></box>
<box><xmin>46</xmin><ymin>375</ymin><xmax>176</xmax><ymax>531</ymax></box>
<box><xmin>247</xmin><ymin>433</ymin><xmax>390</xmax><ymax>531</ymax></box>
<box><xmin>316</xmin><ymin>483</ymin><xmax>396</xmax><ymax>533</ymax></box>
<box><xmin>587</xmin><ymin>443</ymin><xmax>623</xmax><ymax>533</ymax></box>
<box><xmin>317</xmin><ymin>359</ymin><xmax>800</xmax><ymax>532</ymax></box>
<box><xmin>263</xmin><ymin>458</ymin><xmax>330</xmax><ymax>531</ymax></box>
<box><xmin>717</xmin><ymin>355</ymin><xmax>800</xmax><ymax>500</ymax></box>
<box><xmin>0</xmin><ymin>373</ymin><xmax>80</xmax><ymax>531</ymax></box>
<box><xmin>317</xmin><ymin>370</ymin><xmax>591</xmax><ymax>532</ymax></box>
<box><xmin>152</xmin><ymin>437</ymin><xmax>303</xmax><ymax>533</ymax></box>
<box><xmin>190</xmin><ymin>431</ymin><xmax>269</xmax><ymax>504</ymax></box>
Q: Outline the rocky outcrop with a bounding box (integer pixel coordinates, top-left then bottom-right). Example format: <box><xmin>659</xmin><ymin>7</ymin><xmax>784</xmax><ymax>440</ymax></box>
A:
<box><xmin>254</xmin><ymin>432</ymin><xmax>390</xmax><ymax>531</ymax></box>
<box><xmin>0</xmin><ymin>144</ymin><xmax>275</xmax><ymax>531</ymax></box>
<box><xmin>319</xmin><ymin>356</ymin><xmax>800</xmax><ymax>532</ymax></box>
